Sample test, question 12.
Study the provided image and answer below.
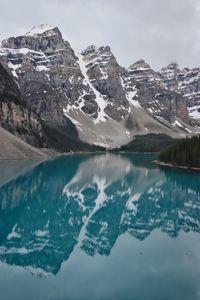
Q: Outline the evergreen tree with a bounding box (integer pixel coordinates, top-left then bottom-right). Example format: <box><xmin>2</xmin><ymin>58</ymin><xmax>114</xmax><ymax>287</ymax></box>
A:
<box><xmin>159</xmin><ymin>135</ymin><xmax>200</xmax><ymax>168</ymax></box>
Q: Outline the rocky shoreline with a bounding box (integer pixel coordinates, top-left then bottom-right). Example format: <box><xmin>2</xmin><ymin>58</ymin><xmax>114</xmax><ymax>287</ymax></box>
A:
<box><xmin>154</xmin><ymin>160</ymin><xmax>200</xmax><ymax>171</ymax></box>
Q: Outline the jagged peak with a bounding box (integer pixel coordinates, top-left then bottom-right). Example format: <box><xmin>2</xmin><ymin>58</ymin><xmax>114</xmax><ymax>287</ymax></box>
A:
<box><xmin>82</xmin><ymin>45</ymin><xmax>98</xmax><ymax>55</ymax></box>
<box><xmin>98</xmin><ymin>45</ymin><xmax>111</xmax><ymax>53</ymax></box>
<box><xmin>165</xmin><ymin>62</ymin><xmax>180</xmax><ymax>70</ymax></box>
<box><xmin>160</xmin><ymin>62</ymin><xmax>181</xmax><ymax>75</ymax></box>
<box><xmin>25</xmin><ymin>24</ymin><xmax>59</xmax><ymax>37</ymax></box>
<box><xmin>128</xmin><ymin>59</ymin><xmax>151</xmax><ymax>70</ymax></box>
<box><xmin>82</xmin><ymin>45</ymin><xmax>112</xmax><ymax>57</ymax></box>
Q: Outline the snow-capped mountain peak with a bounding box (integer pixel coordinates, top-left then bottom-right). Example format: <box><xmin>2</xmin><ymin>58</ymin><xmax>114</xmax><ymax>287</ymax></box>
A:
<box><xmin>166</xmin><ymin>62</ymin><xmax>179</xmax><ymax>70</ymax></box>
<box><xmin>81</xmin><ymin>45</ymin><xmax>98</xmax><ymax>55</ymax></box>
<box><xmin>25</xmin><ymin>24</ymin><xmax>57</xmax><ymax>36</ymax></box>
<box><xmin>128</xmin><ymin>59</ymin><xmax>151</xmax><ymax>71</ymax></box>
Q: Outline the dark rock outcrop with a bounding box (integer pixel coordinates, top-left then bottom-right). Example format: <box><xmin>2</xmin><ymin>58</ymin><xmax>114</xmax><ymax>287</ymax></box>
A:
<box><xmin>125</xmin><ymin>60</ymin><xmax>189</xmax><ymax>124</ymax></box>
<box><xmin>0</xmin><ymin>62</ymin><xmax>44</xmax><ymax>147</ymax></box>
<box><xmin>159</xmin><ymin>63</ymin><xmax>200</xmax><ymax>125</ymax></box>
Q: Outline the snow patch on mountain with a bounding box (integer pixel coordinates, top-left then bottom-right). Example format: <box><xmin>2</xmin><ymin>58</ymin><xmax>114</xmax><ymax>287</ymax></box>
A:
<box><xmin>25</xmin><ymin>24</ymin><xmax>56</xmax><ymax>36</ymax></box>
<box><xmin>63</xmin><ymin>108</ymin><xmax>83</xmax><ymax>129</ymax></box>
<box><xmin>0</xmin><ymin>47</ymin><xmax>50</xmax><ymax>75</ymax></box>
<box><xmin>172</xmin><ymin>119</ymin><xmax>184</xmax><ymax>128</ymax></box>
<box><xmin>120</xmin><ymin>76</ymin><xmax>140</xmax><ymax>107</ymax></box>
<box><xmin>188</xmin><ymin>105</ymin><xmax>200</xmax><ymax>120</ymax></box>
<box><xmin>77</xmin><ymin>52</ymin><xmax>108</xmax><ymax>124</ymax></box>
<box><xmin>7</xmin><ymin>62</ymin><xmax>21</xmax><ymax>78</ymax></box>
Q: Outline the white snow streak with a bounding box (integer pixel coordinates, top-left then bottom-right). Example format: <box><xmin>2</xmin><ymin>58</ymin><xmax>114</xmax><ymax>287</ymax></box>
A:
<box><xmin>77</xmin><ymin>53</ymin><xmax>108</xmax><ymax>124</ymax></box>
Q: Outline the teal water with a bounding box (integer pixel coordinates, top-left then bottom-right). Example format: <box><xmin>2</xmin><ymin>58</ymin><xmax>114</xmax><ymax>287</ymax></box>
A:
<box><xmin>0</xmin><ymin>153</ymin><xmax>200</xmax><ymax>300</ymax></box>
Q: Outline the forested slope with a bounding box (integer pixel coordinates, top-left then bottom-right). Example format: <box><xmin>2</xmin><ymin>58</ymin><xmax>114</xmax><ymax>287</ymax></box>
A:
<box><xmin>159</xmin><ymin>135</ymin><xmax>200</xmax><ymax>168</ymax></box>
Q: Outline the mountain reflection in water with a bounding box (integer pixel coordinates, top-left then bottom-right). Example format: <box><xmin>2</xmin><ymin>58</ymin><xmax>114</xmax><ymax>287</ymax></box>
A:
<box><xmin>0</xmin><ymin>153</ymin><xmax>200</xmax><ymax>276</ymax></box>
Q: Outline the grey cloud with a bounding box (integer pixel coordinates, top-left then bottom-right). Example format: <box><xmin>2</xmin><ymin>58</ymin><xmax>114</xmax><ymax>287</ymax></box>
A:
<box><xmin>0</xmin><ymin>0</ymin><xmax>200</xmax><ymax>70</ymax></box>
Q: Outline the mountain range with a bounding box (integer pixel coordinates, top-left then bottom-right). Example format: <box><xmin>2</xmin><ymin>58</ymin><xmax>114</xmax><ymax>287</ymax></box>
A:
<box><xmin>0</xmin><ymin>24</ymin><xmax>200</xmax><ymax>154</ymax></box>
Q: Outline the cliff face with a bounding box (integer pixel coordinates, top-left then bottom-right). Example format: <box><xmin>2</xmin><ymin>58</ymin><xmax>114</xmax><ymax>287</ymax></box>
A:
<box><xmin>80</xmin><ymin>45</ymin><xmax>129</xmax><ymax>122</ymax></box>
<box><xmin>0</xmin><ymin>62</ymin><xmax>44</xmax><ymax>147</ymax></box>
<box><xmin>125</xmin><ymin>60</ymin><xmax>189</xmax><ymax>124</ymax></box>
<box><xmin>159</xmin><ymin>63</ymin><xmax>200</xmax><ymax>125</ymax></box>
<box><xmin>0</xmin><ymin>26</ymin><xmax>98</xmax><ymax>126</ymax></box>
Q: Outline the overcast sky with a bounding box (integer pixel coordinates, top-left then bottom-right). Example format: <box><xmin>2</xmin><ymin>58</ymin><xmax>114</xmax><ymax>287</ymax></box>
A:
<box><xmin>1</xmin><ymin>0</ymin><xmax>200</xmax><ymax>70</ymax></box>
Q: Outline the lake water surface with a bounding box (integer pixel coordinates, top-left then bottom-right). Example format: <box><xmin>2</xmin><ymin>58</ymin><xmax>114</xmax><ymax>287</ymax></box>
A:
<box><xmin>0</xmin><ymin>153</ymin><xmax>200</xmax><ymax>300</ymax></box>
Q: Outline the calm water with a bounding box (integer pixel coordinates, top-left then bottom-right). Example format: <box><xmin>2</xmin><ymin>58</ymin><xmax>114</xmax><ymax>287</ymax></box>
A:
<box><xmin>0</xmin><ymin>153</ymin><xmax>200</xmax><ymax>300</ymax></box>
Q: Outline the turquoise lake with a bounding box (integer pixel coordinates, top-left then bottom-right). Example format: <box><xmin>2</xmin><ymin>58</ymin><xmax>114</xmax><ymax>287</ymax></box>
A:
<box><xmin>0</xmin><ymin>153</ymin><xmax>200</xmax><ymax>300</ymax></box>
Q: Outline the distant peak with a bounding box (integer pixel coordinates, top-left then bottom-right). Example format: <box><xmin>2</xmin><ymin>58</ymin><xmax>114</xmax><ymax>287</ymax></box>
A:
<box><xmin>25</xmin><ymin>24</ymin><xmax>57</xmax><ymax>36</ymax></box>
<box><xmin>82</xmin><ymin>45</ymin><xmax>98</xmax><ymax>54</ymax></box>
<box><xmin>99</xmin><ymin>45</ymin><xmax>111</xmax><ymax>52</ymax></box>
<box><xmin>128</xmin><ymin>59</ymin><xmax>151</xmax><ymax>70</ymax></box>
<box><xmin>82</xmin><ymin>45</ymin><xmax>112</xmax><ymax>56</ymax></box>
<box><xmin>166</xmin><ymin>62</ymin><xmax>179</xmax><ymax>70</ymax></box>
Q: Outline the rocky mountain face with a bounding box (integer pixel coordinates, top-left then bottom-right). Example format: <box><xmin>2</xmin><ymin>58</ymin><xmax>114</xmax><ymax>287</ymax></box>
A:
<box><xmin>0</xmin><ymin>25</ymin><xmax>199</xmax><ymax>149</ymax></box>
<box><xmin>159</xmin><ymin>63</ymin><xmax>200</xmax><ymax>125</ymax></box>
<box><xmin>0</xmin><ymin>48</ymin><xmax>104</xmax><ymax>153</ymax></box>
<box><xmin>126</xmin><ymin>60</ymin><xmax>189</xmax><ymax>124</ymax></box>
<box><xmin>0</xmin><ymin>62</ymin><xmax>44</xmax><ymax>147</ymax></box>
<box><xmin>1</xmin><ymin>26</ymin><xmax>80</xmax><ymax>126</ymax></box>
<box><xmin>80</xmin><ymin>45</ymin><xmax>129</xmax><ymax>122</ymax></box>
